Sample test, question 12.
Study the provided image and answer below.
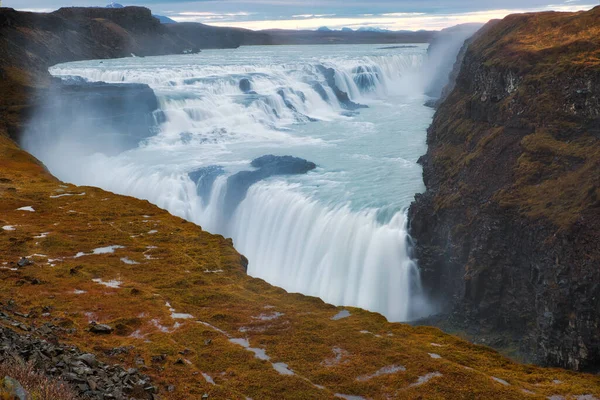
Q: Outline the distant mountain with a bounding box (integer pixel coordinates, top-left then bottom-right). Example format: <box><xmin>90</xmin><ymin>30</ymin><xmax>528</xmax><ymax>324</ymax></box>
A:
<box><xmin>154</xmin><ymin>14</ymin><xmax>177</xmax><ymax>24</ymax></box>
<box><xmin>341</xmin><ymin>27</ymin><xmax>353</xmax><ymax>32</ymax></box>
<box><xmin>317</xmin><ymin>26</ymin><xmax>332</xmax><ymax>32</ymax></box>
<box><xmin>105</xmin><ymin>2</ymin><xmax>124</xmax><ymax>8</ymax></box>
<box><xmin>357</xmin><ymin>27</ymin><xmax>390</xmax><ymax>33</ymax></box>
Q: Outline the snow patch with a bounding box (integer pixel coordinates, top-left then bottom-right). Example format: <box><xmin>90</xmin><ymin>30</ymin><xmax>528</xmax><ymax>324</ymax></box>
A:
<box><xmin>428</xmin><ymin>353</ymin><xmax>442</xmax><ymax>359</ymax></box>
<box><xmin>253</xmin><ymin>312</ymin><xmax>284</xmax><ymax>321</ymax></box>
<box><xmin>120</xmin><ymin>257</ymin><xmax>140</xmax><ymax>265</ymax></box>
<box><xmin>335</xmin><ymin>394</ymin><xmax>366</xmax><ymax>400</ymax></box>
<box><xmin>492</xmin><ymin>377</ymin><xmax>510</xmax><ymax>386</ymax></box>
<box><xmin>272</xmin><ymin>362</ymin><xmax>294</xmax><ymax>376</ymax></box>
<box><xmin>17</xmin><ymin>206</ymin><xmax>35</xmax><ymax>212</ymax></box>
<box><xmin>34</xmin><ymin>232</ymin><xmax>50</xmax><ymax>238</ymax></box>
<box><xmin>202</xmin><ymin>373</ymin><xmax>215</xmax><ymax>385</ymax></box>
<box><xmin>356</xmin><ymin>365</ymin><xmax>405</xmax><ymax>381</ymax></box>
<box><xmin>2</xmin><ymin>226</ymin><xmax>15</xmax><ymax>231</ymax></box>
<box><xmin>73</xmin><ymin>289</ymin><xmax>87</xmax><ymax>295</ymax></box>
<box><xmin>410</xmin><ymin>372</ymin><xmax>443</xmax><ymax>387</ymax></box>
<box><xmin>92</xmin><ymin>278</ymin><xmax>122</xmax><ymax>288</ymax></box>
<box><xmin>75</xmin><ymin>245</ymin><xmax>125</xmax><ymax>258</ymax></box>
<box><xmin>331</xmin><ymin>310</ymin><xmax>351</xmax><ymax>320</ymax></box>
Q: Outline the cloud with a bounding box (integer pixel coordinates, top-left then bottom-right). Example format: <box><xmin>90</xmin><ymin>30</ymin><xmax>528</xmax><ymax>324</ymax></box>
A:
<box><xmin>193</xmin><ymin>4</ymin><xmax>596</xmax><ymax>31</ymax></box>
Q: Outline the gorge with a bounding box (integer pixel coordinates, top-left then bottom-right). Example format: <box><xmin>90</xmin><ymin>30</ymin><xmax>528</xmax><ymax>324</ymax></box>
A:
<box><xmin>0</xmin><ymin>4</ymin><xmax>599</xmax><ymax>399</ymax></box>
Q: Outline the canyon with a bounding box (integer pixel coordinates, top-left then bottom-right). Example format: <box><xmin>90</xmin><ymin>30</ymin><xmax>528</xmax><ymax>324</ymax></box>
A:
<box><xmin>0</xmin><ymin>4</ymin><xmax>599</xmax><ymax>399</ymax></box>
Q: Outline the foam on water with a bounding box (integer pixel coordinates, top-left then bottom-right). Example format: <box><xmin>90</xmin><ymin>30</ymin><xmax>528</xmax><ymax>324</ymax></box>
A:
<box><xmin>23</xmin><ymin>44</ymin><xmax>462</xmax><ymax>322</ymax></box>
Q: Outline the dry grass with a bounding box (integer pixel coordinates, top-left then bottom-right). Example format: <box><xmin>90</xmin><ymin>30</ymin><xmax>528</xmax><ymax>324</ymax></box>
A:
<box><xmin>0</xmin><ymin>359</ymin><xmax>78</xmax><ymax>400</ymax></box>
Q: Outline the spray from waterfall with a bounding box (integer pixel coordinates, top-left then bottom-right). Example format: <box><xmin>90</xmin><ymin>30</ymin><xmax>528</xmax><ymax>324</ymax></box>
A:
<box><xmin>21</xmin><ymin>44</ymin><xmax>472</xmax><ymax>322</ymax></box>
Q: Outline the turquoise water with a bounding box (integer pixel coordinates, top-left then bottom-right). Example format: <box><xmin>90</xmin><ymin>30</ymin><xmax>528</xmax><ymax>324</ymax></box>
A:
<box><xmin>27</xmin><ymin>44</ymin><xmax>436</xmax><ymax>321</ymax></box>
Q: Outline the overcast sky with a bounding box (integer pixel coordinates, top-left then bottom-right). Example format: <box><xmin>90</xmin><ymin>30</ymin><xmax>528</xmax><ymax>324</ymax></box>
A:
<box><xmin>10</xmin><ymin>0</ymin><xmax>598</xmax><ymax>30</ymax></box>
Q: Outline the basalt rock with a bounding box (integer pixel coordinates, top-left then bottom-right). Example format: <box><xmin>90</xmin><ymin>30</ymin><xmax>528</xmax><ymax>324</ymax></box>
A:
<box><xmin>0</xmin><ymin>325</ymin><xmax>156</xmax><ymax>399</ymax></box>
<box><xmin>409</xmin><ymin>7</ymin><xmax>600</xmax><ymax>371</ymax></box>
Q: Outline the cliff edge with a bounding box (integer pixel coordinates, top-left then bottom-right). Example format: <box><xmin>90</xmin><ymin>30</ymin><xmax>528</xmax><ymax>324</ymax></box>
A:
<box><xmin>410</xmin><ymin>7</ymin><xmax>600</xmax><ymax>371</ymax></box>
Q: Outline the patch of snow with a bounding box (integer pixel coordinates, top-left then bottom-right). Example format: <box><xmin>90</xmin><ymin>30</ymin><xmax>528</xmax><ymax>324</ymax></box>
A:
<box><xmin>151</xmin><ymin>319</ymin><xmax>173</xmax><ymax>333</ymax></box>
<box><xmin>2</xmin><ymin>226</ymin><xmax>15</xmax><ymax>231</ymax></box>
<box><xmin>129</xmin><ymin>330</ymin><xmax>146</xmax><ymax>339</ymax></box>
<box><xmin>335</xmin><ymin>394</ymin><xmax>366</xmax><ymax>400</ymax></box>
<box><xmin>323</xmin><ymin>347</ymin><xmax>349</xmax><ymax>367</ymax></box>
<box><xmin>356</xmin><ymin>365</ymin><xmax>405</xmax><ymax>381</ymax></box>
<box><xmin>548</xmin><ymin>396</ymin><xmax>566</xmax><ymax>400</ymax></box>
<box><xmin>331</xmin><ymin>310</ymin><xmax>351</xmax><ymax>320</ymax></box>
<box><xmin>522</xmin><ymin>389</ymin><xmax>536</xmax><ymax>395</ymax></box>
<box><xmin>204</xmin><ymin>269</ymin><xmax>224</xmax><ymax>273</ymax></box>
<box><xmin>50</xmin><ymin>193</ymin><xmax>73</xmax><ymax>198</ymax></box>
<box><xmin>553</xmin><ymin>380</ymin><xmax>562</xmax><ymax>384</ymax></box>
<box><xmin>428</xmin><ymin>353</ymin><xmax>442</xmax><ymax>359</ymax></box>
<box><xmin>202</xmin><ymin>373</ymin><xmax>215</xmax><ymax>385</ymax></box>
<box><xmin>272</xmin><ymin>362</ymin><xmax>294</xmax><ymax>376</ymax></box>
<box><xmin>92</xmin><ymin>278</ymin><xmax>122</xmax><ymax>288</ymax></box>
<box><xmin>229</xmin><ymin>338</ymin><xmax>250</xmax><ymax>348</ymax></box>
<box><xmin>84</xmin><ymin>312</ymin><xmax>97</xmax><ymax>323</ymax></box>
<box><xmin>75</xmin><ymin>245</ymin><xmax>125</xmax><ymax>258</ymax></box>
<box><xmin>410</xmin><ymin>372</ymin><xmax>443</xmax><ymax>387</ymax></box>
<box><xmin>120</xmin><ymin>257</ymin><xmax>140</xmax><ymax>265</ymax></box>
<box><xmin>28</xmin><ymin>254</ymin><xmax>47</xmax><ymax>258</ymax></box>
<box><xmin>491</xmin><ymin>377</ymin><xmax>510</xmax><ymax>386</ymax></box>
<box><xmin>229</xmin><ymin>338</ymin><xmax>270</xmax><ymax>361</ymax></box>
<box><xmin>430</xmin><ymin>343</ymin><xmax>443</xmax><ymax>347</ymax></box>
<box><xmin>17</xmin><ymin>206</ymin><xmax>35</xmax><ymax>212</ymax></box>
<box><xmin>73</xmin><ymin>289</ymin><xmax>87</xmax><ymax>295</ymax></box>
<box><xmin>147</xmin><ymin>230</ymin><xmax>158</xmax><ymax>234</ymax></box>
<box><xmin>34</xmin><ymin>232</ymin><xmax>50</xmax><ymax>238</ymax></box>
<box><xmin>198</xmin><ymin>321</ymin><xmax>230</xmax><ymax>337</ymax></box>
<box><xmin>576</xmin><ymin>396</ymin><xmax>599</xmax><ymax>400</ymax></box>
<box><xmin>253</xmin><ymin>312</ymin><xmax>284</xmax><ymax>321</ymax></box>
<box><xmin>171</xmin><ymin>313</ymin><xmax>194</xmax><ymax>319</ymax></box>
<box><xmin>250</xmin><ymin>348</ymin><xmax>270</xmax><ymax>361</ymax></box>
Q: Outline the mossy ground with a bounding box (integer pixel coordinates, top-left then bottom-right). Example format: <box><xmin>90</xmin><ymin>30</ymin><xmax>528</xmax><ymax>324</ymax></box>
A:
<box><xmin>0</xmin><ymin>135</ymin><xmax>599</xmax><ymax>399</ymax></box>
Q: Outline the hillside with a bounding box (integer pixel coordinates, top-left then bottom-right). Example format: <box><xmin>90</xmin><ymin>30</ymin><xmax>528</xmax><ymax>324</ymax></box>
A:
<box><xmin>409</xmin><ymin>7</ymin><xmax>600</xmax><ymax>371</ymax></box>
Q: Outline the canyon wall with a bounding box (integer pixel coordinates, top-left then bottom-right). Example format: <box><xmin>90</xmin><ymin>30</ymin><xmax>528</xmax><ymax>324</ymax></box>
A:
<box><xmin>410</xmin><ymin>7</ymin><xmax>600</xmax><ymax>371</ymax></box>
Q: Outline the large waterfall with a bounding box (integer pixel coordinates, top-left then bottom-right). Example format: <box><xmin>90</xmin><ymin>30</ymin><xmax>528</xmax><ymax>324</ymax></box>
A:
<box><xmin>24</xmin><ymin>44</ymin><xmax>440</xmax><ymax>322</ymax></box>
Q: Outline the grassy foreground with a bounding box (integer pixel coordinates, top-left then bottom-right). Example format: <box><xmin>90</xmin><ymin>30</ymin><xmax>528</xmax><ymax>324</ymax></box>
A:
<box><xmin>0</xmin><ymin>136</ymin><xmax>599</xmax><ymax>399</ymax></box>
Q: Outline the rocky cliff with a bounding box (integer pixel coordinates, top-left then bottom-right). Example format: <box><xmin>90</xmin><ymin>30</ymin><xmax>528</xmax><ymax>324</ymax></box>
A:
<box><xmin>410</xmin><ymin>7</ymin><xmax>600</xmax><ymax>371</ymax></box>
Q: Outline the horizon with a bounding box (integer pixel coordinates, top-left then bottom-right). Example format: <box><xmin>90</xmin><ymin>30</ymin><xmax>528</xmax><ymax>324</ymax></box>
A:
<box><xmin>7</xmin><ymin>0</ymin><xmax>598</xmax><ymax>31</ymax></box>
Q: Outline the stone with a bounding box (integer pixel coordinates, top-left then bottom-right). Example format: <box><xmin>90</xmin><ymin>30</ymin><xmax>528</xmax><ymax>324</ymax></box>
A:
<box><xmin>2</xmin><ymin>376</ymin><xmax>28</xmax><ymax>400</ymax></box>
<box><xmin>88</xmin><ymin>322</ymin><xmax>114</xmax><ymax>334</ymax></box>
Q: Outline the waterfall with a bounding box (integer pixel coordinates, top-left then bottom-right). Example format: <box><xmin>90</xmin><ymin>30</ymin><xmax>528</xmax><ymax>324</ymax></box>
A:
<box><xmin>25</xmin><ymin>46</ymin><xmax>435</xmax><ymax>322</ymax></box>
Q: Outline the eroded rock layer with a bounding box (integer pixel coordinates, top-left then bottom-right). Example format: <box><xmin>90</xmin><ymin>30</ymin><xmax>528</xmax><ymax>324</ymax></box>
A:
<box><xmin>410</xmin><ymin>7</ymin><xmax>600</xmax><ymax>371</ymax></box>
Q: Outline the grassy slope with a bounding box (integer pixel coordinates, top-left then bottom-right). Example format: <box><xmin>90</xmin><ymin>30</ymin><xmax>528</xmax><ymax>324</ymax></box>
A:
<box><xmin>0</xmin><ymin>139</ymin><xmax>599</xmax><ymax>399</ymax></box>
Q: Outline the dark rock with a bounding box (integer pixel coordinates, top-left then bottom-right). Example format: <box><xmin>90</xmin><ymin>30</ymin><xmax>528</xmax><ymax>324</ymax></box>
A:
<box><xmin>2</xmin><ymin>376</ymin><xmax>28</xmax><ymax>400</ymax></box>
<box><xmin>315</xmin><ymin>65</ymin><xmax>367</xmax><ymax>110</ymax></box>
<box><xmin>224</xmin><ymin>155</ymin><xmax>317</xmax><ymax>213</ymax></box>
<box><xmin>239</xmin><ymin>78</ymin><xmax>252</xmax><ymax>93</ymax></box>
<box><xmin>409</xmin><ymin>11</ymin><xmax>600</xmax><ymax>371</ymax></box>
<box><xmin>16</xmin><ymin>257</ymin><xmax>32</xmax><ymax>268</ymax></box>
<box><xmin>78</xmin><ymin>353</ymin><xmax>98</xmax><ymax>368</ymax></box>
<box><xmin>88</xmin><ymin>322</ymin><xmax>113</xmax><ymax>334</ymax></box>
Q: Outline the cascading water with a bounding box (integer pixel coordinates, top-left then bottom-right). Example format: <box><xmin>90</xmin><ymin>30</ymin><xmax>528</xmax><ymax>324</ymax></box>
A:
<box><xmin>24</xmin><ymin>44</ymin><xmax>440</xmax><ymax>322</ymax></box>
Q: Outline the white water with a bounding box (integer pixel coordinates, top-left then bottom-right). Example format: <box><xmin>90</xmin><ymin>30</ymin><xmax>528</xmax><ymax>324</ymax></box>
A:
<box><xmin>25</xmin><ymin>44</ymin><xmax>442</xmax><ymax>321</ymax></box>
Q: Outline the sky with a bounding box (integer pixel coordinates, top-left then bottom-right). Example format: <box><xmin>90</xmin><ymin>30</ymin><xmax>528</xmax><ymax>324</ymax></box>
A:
<box><xmin>9</xmin><ymin>0</ymin><xmax>598</xmax><ymax>31</ymax></box>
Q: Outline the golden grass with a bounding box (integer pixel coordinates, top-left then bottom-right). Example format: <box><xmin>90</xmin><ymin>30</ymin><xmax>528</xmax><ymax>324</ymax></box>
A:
<box><xmin>0</xmin><ymin>133</ymin><xmax>599</xmax><ymax>399</ymax></box>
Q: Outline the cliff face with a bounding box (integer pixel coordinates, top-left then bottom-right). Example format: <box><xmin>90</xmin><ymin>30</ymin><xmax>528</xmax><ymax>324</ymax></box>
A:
<box><xmin>410</xmin><ymin>7</ymin><xmax>600</xmax><ymax>371</ymax></box>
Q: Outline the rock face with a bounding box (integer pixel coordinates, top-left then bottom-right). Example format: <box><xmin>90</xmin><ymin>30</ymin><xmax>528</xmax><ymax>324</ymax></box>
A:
<box><xmin>23</xmin><ymin>79</ymin><xmax>160</xmax><ymax>156</ymax></box>
<box><xmin>409</xmin><ymin>7</ymin><xmax>600</xmax><ymax>371</ymax></box>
